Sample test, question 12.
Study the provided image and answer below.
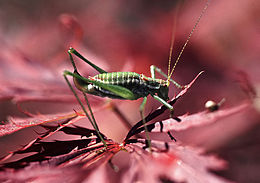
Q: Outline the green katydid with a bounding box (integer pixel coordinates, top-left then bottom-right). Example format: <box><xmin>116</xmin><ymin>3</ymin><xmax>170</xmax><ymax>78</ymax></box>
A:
<box><xmin>63</xmin><ymin>1</ymin><xmax>210</xmax><ymax>149</ymax></box>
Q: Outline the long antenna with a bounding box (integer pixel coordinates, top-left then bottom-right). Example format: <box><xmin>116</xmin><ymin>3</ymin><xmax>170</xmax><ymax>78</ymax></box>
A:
<box><xmin>167</xmin><ymin>0</ymin><xmax>210</xmax><ymax>83</ymax></box>
<box><xmin>167</xmin><ymin>2</ymin><xmax>180</xmax><ymax>83</ymax></box>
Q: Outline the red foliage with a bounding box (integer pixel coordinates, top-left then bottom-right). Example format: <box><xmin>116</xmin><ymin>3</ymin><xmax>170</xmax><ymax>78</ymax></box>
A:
<box><xmin>0</xmin><ymin>73</ymin><xmax>255</xmax><ymax>182</ymax></box>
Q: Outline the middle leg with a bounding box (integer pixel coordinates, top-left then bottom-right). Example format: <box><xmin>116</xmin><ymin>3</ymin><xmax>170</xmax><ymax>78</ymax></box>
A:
<box><xmin>139</xmin><ymin>96</ymin><xmax>152</xmax><ymax>152</ymax></box>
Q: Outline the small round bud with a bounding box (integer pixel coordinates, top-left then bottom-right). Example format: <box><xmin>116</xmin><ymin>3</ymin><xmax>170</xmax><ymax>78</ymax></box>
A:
<box><xmin>205</xmin><ymin>100</ymin><xmax>219</xmax><ymax>112</ymax></box>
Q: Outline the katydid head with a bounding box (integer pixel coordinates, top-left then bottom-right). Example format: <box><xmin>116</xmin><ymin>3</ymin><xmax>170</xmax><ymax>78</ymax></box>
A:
<box><xmin>158</xmin><ymin>86</ymin><xmax>169</xmax><ymax>101</ymax></box>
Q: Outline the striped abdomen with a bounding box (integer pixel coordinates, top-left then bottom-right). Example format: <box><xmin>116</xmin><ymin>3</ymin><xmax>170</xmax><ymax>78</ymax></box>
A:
<box><xmin>87</xmin><ymin>72</ymin><xmax>168</xmax><ymax>99</ymax></box>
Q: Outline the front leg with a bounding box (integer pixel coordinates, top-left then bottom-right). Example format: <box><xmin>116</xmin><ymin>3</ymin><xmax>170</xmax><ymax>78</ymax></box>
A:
<box><xmin>150</xmin><ymin>65</ymin><xmax>185</xmax><ymax>89</ymax></box>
